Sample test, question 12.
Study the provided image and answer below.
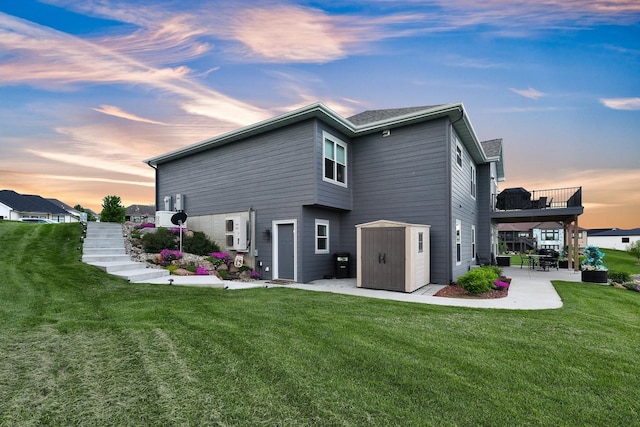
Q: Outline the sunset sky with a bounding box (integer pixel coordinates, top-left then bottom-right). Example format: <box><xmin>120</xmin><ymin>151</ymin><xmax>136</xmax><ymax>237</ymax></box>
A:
<box><xmin>1</xmin><ymin>0</ymin><xmax>638</xmax><ymax>228</ymax></box>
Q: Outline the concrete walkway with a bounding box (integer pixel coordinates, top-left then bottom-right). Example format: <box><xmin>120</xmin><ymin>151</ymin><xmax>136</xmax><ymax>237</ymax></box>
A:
<box><xmin>141</xmin><ymin>265</ymin><xmax>584</xmax><ymax>310</ymax></box>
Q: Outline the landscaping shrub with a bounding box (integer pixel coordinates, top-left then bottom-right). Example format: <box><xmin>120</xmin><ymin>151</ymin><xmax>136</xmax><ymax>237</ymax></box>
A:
<box><xmin>183</xmin><ymin>231</ymin><xmax>220</xmax><ymax>255</ymax></box>
<box><xmin>608</xmin><ymin>270</ymin><xmax>631</xmax><ymax>284</ymax></box>
<box><xmin>457</xmin><ymin>267</ymin><xmax>499</xmax><ymax>294</ymax></box>
<box><xmin>142</xmin><ymin>227</ymin><xmax>177</xmax><ymax>253</ymax></box>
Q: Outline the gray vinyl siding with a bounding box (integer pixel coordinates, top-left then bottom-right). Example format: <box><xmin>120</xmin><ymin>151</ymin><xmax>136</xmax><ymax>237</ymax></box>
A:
<box><xmin>155</xmin><ymin>121</ymin><xmax>317</xmax><ymax>281</ymax></box>
<box><xmin>476</xmin><ymin>163</ymin><xmax>493</xmax><ymax>262</ymax></box>
<box><xmin>450</xmin><ymin>128</ymin><xmax>480</xmax><ymax>280</ymax></box>
<box><xmin>342</xmin><ymin>119</ymin><xmax>451</xmax><ymax>285</ymax></box>
<box><xmin>301</xmin><ymin>206</ymin><xmax>345</xmax><ymax>281</ymax></box>
<box><xmin>156</xmin><ymin>121</ymin><xmax>317</xmax><ymax>215</ymax></box>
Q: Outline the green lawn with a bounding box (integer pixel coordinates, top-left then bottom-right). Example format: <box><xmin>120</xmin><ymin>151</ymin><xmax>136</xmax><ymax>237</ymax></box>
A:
<box><xmin>1</xmin><ymin>221</ymin><xmax>639</xmax><ymax>426</ymax></box>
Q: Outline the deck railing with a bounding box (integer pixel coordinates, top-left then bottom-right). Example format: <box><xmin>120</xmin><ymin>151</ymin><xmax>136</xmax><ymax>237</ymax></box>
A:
<box><xmin>493</xmin><ymin>186</ymin><xmax>582</xmax><ymax>211</ymax></box>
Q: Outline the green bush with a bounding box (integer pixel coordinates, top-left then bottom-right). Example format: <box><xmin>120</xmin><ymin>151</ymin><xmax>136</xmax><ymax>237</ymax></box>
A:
<box><xmin>183</xmin><ymin>231</ymin><xmax>220</xmax><ymax>256</ymax></box>
<box><xmin>485</xmin><ymin>265</ymin><xmax>503</xmax><ymax>277</ymax></box>
<box><xmin>608</xmin><ymin>270</ymin><xmax>631</xmax><ymax>284</ymax></box>
<box><xmin>142</xmin><ymin>228</ymin><xmax>177</xmax><ymax>253</ymax></box>
<box><xmin>457</xmin><ymin>267</ymin><xmax>499</xmax><ymax>294</ymax></box>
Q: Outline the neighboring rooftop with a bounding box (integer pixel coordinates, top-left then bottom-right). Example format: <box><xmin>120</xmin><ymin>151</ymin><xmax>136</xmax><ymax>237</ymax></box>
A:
<box><xmin>589</xmin><ymin>228</ymin><xmax>640</xmax><ymax>236</ymax></box>
<box><xmin>0</xmin><ymin>190</ymin><xmax>69</xmax><ymax>215</ymax></box>
<box><xmin>347</xmin><ymin>105</ymin><xmax>442</xmax><ymax>126</ymax></box>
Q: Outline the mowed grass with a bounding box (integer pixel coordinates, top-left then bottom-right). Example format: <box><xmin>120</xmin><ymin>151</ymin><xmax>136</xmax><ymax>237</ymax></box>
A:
<box><xmin>1</xmin><ymin>221</ymin><xmax>639</xmax><ymax>426</ymax></box>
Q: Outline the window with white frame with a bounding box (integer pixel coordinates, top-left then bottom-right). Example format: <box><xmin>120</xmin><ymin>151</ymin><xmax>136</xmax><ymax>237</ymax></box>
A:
<box><xmin>418</xmin><ymin>232</ymin><xmax>424</xmax><ymax>253</ymax></box>
<box><xmin>471</xmin><ymin>225</ymin><xmax>476</xmax><ymax>260</ymax></box>
<box><xmin>456</xmin><ymin>220</ymin><xmax>462</xmax><ymax>265</ymax></box>
<box><xmin>456</xmin><ymin>143</ymin><xmax>463</xmax><ymax>168</ymax></box>
<box><xmin>470</xmin><ymin>163</ymin><xmax>477</xmax><ymax>198</ymax></box>
<box><xmin>315</xmin><ymin>219</ymin><xmax>329</xmax><ymax>254</ymax></box>
<box><xmin>323</xmin><ymin>132</ymin><xmax>347</xmax><ymax>187</ymax></box>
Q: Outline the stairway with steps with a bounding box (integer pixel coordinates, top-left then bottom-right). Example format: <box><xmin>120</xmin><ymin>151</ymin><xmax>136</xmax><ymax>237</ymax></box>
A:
<box><xmin>82</xmin><ymin>222</ymin><xmax>169</xmax><ymax>282</ymax></box>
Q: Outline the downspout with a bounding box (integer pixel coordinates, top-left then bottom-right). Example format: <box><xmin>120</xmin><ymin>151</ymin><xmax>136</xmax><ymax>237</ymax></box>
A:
<box><xmin>145</xmin><ymin>161</ymin><xmax>159</xmax><ymax>210</ymax></box>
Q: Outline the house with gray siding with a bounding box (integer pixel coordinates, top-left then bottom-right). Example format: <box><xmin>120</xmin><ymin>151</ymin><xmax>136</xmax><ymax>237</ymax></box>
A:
<box><xmin>145</xmin><ymin>102</ymin><xmax>504</xmax><ymax>285</ymax></box>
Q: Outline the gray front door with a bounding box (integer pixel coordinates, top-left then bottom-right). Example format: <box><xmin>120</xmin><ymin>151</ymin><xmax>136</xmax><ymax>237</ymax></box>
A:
<box><xmin>361</xmin><ymin>227</ymin><xmax>405</xmax><ymax>291</ymax></box>
<box><xmin>276</xmin><ymin>223</ymin><xmax>295</xmax><ymax>280</ymax></box>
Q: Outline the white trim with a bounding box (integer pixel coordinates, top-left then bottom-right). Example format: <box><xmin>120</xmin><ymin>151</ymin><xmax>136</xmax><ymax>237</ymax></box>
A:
<box><xmin>315</xmin><ymin>219</ymin><xmax>330</xmax><ymax>254</ymax></box>
<box><xmin>272</xmin><ymin>219</ymin><xmax>297</xmax><ymax>281</ymax></box>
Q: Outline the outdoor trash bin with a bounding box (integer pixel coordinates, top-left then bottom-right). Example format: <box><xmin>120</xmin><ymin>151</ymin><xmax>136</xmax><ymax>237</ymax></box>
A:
<box><xmin>334</xmin><ymin>252</ymin><xmax>350</xmax><ymax>278</ymax></box>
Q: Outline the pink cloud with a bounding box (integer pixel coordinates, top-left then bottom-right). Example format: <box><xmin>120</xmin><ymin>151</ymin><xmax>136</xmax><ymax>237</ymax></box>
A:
<box><xmin>599</xmin><ymin>97</ymin><xmax>640</xmax><ymax>110</ymax></box>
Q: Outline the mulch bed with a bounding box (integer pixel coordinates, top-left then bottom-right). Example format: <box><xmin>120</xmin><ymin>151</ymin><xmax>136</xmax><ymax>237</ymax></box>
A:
<box><xmin>434</xmin><ymin>284</ymin><xmax>508</xmax><ymax>299</ymax></box>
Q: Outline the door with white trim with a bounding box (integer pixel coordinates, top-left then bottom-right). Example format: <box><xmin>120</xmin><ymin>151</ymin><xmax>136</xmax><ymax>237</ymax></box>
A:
<box><xmin>273</xmin><ymin>220</ymin><xmax>296</xmax><ymax>281</ymax></box>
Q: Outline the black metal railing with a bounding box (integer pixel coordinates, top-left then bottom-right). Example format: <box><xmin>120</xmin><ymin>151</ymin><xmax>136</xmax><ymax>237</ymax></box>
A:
<box><xmin>493</xmin><ymin>186</ymin><xmax>582</xmax><ymax>211</ymax></box>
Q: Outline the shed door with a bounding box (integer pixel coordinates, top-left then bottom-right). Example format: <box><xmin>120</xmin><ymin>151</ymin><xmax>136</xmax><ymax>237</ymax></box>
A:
<box><xmin>361</xmin><ymin>227</ymin><xmax>405</xmax><ymax>291</ymax></box>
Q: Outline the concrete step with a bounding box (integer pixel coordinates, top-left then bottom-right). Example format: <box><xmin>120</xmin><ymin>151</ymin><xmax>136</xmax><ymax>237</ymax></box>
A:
<box><xmin>112</xmin><ymin>268</ymin><xmax>170</xmax><ymax>282</ymax></box>
<box><xmin>83</xmin><ymin>247</ymin><xmax>126</xmax><ymax>255</ymax></box>
<box><xmin>83</xmin><ymin>239</ymin><xmax>125</xmax><ymax>248</ymax></box>
<box><xmin>83</xmin><ymin>254</ymin><xmax>131</xmax><ymax>263</ymax></box>
<box><xmin>89</xmin><ymin>260</ymin><xmax>149</xmax><ymax>273</ymax></box>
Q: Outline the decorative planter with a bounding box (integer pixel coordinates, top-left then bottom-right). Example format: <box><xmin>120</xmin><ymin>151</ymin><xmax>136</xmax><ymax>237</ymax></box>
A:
<box><xmin>581</xmin><ymin>270</ymin><xmax>608</xmax><ymax>283</ymax></box>
<box><xmin>558</xmin><ymin>260</ymin><xmax>569</xmax><ymax>269</ymax></box>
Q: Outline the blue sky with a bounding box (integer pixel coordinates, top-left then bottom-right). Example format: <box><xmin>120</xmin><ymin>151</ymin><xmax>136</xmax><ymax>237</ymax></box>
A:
<box><xmin>1</xmin><ymin>0</ymin><xmax>638</xmax><ymax>228</ymax></box>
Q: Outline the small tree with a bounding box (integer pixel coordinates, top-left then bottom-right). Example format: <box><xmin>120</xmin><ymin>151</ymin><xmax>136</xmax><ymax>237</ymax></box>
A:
<box><xmin>100</xmin><ymin>195</ymin><xmax>126</xmax><ymax>223</ymax></box>
<box><xmin>627</xmin><ymin>240</ymin><xmax>640</xmax><ymax>265</ymax></box>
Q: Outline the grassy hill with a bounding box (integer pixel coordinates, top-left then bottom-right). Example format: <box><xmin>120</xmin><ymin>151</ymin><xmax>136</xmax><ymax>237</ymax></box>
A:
<box><xmin>1</xmin><ymin>221</ymin><xmax>639</xmax><ymax>426</ymax></box>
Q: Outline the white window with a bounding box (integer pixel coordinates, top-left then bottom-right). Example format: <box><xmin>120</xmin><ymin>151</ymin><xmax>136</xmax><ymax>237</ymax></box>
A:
<box><xmin>315</xmin><ymin>219</ymin><xmax>329</xmax><ymax>254</ymax></box>
<box><xmin>471</xmin><ymin>225</ymin><xmax>476</xmax><ymax>260</ymax></box>
<box><xmin>456</xmin><ymin>220</ymin><xmax>462</xmax><ymax>265</ymax></box>
<box><xmin>456</xmin><ymin>143</ymin><xmax>463</xmax><ymax>168</ymax></box>
<box><xmin>418</xmin><ymin>232</ymin><xmax>424</xmax><ymax>253</ymax></box>
<box><xmin>470</xmin><ymin>163</ymin><xmax>477</xmax><ymax>199</ymax></box>
<box><xmin>323</xmin><ymin>132</ymin><xmax>347</xmax><ymax>187</ymax></box>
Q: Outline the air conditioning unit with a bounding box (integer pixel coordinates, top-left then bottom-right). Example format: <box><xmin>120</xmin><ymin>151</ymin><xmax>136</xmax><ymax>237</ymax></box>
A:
<box><xmin>155</xmin><ymin>210</ymin><xmax>186</xmax><ymax>228</ymax></box>
<box><xmin>225</xmin><ymin>216</ymin><xmax>247</xmax><ymax>251</ymax></box>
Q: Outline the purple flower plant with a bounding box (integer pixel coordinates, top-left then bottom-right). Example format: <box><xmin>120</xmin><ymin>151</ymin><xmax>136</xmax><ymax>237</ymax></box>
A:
<box><xmin>210</xmin><ymin>252</ymin><xmax>229</xmax><ymax>260</ymax></box>
<box><xmin>160</xmin><ymin>249</ymin><xmax>183</xmax><ymax>262</ymax></box>
<box><xmin>494</xmin><ymin>280</ymin><xmax>510</xmax><ymax>290</ymax></box>
<box><xmin>195</xmin><ymin>267</ymin><xmax>209</xmax><ymax>275</ymax></box>
<box><xmin>250</xmin><ymin>270</ymin><xmax>261</xmax><ymax>279</ymax></box>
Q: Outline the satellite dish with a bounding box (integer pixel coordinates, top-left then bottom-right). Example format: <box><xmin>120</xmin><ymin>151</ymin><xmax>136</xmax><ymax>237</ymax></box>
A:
<box><xmin>171</xmin><ymin>211</ymin><xmax>187</xmax><ymax>225</ymax></box>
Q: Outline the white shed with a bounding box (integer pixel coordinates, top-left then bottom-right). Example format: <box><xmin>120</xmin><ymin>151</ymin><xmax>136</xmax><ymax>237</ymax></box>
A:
<box><xmin>356</xmin><ymin>220</ymin><xmax>430</xmax><ymax>293</ymax></box>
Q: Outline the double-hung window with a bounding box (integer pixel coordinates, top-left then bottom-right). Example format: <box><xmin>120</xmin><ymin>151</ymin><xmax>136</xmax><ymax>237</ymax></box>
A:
<box><xmin>315</xmin><ymin>219</ymin><xmax>329</xmax><ymax>254</ymax></box>
<box><xmin>323</xmin><ymin>132</ymin><xmax>347</xmax><ymax>187</ymax></box>
<box><xmin>470</xmin><ymin>163</ymin><xmax>477</xmax><ymax>199</ymax></box>
<box><xmin>456</xmin><ymin>220</ymin><xmax>462</xmax><ymax>265</ymax></box>
<box><xmin>471</xmin><ymin>225</ymin><xmax>476</xmax><ymax>260</ymax></box>
<box><xmin>456</xmin><ymin>144</ymin><xmax>463</xmax><ymax>168</ymax></box>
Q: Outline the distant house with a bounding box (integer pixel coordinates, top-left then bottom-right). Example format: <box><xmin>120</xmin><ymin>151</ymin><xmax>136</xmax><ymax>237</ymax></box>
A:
<box><xmin>125</xmin><ymin>204</ymin><xmax>155</xmax><ymax>223</ymax></box>
<box><xmin>145</xmin><ymin>102</ymin><xmax>505</xmax><ymax>285</ymax></box>
<box><xmin>0</xmin><ymin>190</ymin><xmax>74</xmax><ymax>223</ymax></box>
<box><xmin>499</xmin><ymin>222</ymin><xmax>587</xmax><ymax>253</ymax></box>
<box><xmin>47</xmin><ymin>198</ymin><xmax>83</xmax><ymax>222</ymax></box>
<box><xmin>588</xmin><ymin>228</ymin><xmax>640</xmax><ymax>250</ymax></box>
